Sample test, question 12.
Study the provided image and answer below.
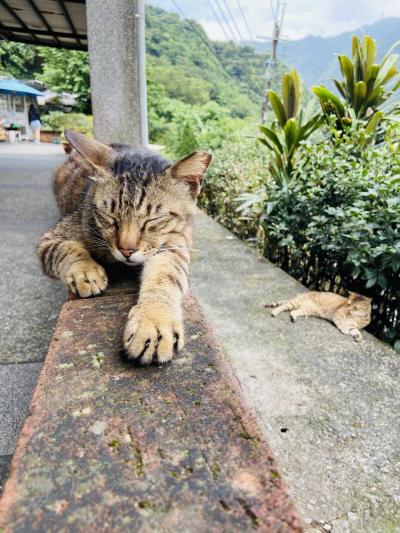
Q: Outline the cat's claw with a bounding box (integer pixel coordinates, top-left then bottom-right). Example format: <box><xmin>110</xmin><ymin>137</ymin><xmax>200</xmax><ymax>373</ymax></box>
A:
<box><xmin>123</xmin><ymin>305</ymin><xmax>184</xmax><ymax>365</ymax></box>
<box><xmin>66</xmin><ymin>261</ymin><xmax>108</xmax><ymax>298</ymax></box>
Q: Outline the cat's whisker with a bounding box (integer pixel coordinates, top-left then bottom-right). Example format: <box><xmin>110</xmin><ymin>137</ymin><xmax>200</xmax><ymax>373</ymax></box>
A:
<box><xmin>159</xmin><ymin>245</ymin><xmax>208</xmax><ymax>256</ymax></box>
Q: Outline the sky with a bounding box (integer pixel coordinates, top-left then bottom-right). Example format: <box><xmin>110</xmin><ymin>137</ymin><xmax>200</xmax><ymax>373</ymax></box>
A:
<box><xmin>149</xmin><ymin>0</ymin><xmax>400</xmax><ymax>41</ymax></box>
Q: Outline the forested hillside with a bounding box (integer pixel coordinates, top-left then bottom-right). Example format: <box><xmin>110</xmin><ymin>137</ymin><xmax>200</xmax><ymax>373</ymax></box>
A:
<box><xmin>145</xmin><ymin>6</ymin><xmax>268</xmax><ymax>116</ymax></box>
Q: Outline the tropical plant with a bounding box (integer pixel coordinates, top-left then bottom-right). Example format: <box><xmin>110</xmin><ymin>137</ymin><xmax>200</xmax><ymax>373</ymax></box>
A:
<box><xmin>312</xmin><ymin>35</ymin><xmax>400</xmax><ymax>136</ymax></box>
<box><xmin>258</xmin><ymin>69</ymin><xmax>322</xmax><ymax>185</ymax></box>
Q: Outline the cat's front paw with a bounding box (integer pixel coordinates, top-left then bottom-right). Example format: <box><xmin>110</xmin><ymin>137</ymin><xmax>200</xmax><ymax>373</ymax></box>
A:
<box><xmin>66</xmin><ymin>261</ymin><xmax>108</xmax><ymax>298</ymax></box>
<box><xmin>350</xmin><ymin>329</ymin><xmax>362</xmax><ymax>342</ymax></box>
<box><xmin>123</xmin><ymin>305</ymin><xmax>184</xmax><ymax>365</ymax></box>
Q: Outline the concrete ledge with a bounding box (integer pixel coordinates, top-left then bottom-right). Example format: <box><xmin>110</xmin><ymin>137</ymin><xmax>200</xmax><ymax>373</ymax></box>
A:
<box><xmin>0</xmin><ymin>292</ymin><xmax>302</xmax><ymax>531</ymax></box>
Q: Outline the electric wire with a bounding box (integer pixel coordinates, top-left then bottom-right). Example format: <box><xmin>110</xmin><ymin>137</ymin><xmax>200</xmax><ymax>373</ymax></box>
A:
<box><xmin>206</xmin><ymin>0</ymin><xmax>230</xmax><ymax>41</ymax></box>
<box><xmin>169</xmin><ymin>0</ymin><xmax>237</xmax><ymax>83</ymax></box>
<box><xmin>170</xmin><ymin>0</ymin><xmax>219</xmax><ymax>54</ymax></box>
<box><xmin>235</xmin><ymin>0</ymin><xmax>254</xmax><ymax>40</ymax></box>
<box><xmin>214</xmin><ymin>0</ymin><xmax>238</xmax><ymax>42</ymax></box>
<box><xmin>221</xmin><ymin>0</ymin><xmax>244</xmax><ymax>41</ymax></box>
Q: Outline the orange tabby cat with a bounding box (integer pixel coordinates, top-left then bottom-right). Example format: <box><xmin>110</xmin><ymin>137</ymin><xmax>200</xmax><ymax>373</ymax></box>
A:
<box><xmin>265</xmin><ymin>291</ymin><xmax>372</xmax><ymax>342</ymax></box>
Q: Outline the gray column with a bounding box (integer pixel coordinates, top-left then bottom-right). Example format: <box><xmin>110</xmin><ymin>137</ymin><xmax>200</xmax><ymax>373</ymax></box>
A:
<box><xmin>86</xmin><ymin>0</ymin><xmax>148</xmax><ymax>145</ymax></box>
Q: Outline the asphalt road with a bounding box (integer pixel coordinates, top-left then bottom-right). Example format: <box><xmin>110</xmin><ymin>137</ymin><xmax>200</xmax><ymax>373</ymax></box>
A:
<box><xmin>0</xmin><ymin>143</ymin><xmax>66</xmax><ymax>490</ymax></box>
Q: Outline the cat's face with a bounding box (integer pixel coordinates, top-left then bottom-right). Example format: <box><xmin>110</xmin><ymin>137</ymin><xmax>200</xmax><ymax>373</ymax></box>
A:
<box><xmin>65</xmin><ymin>131</ymin><xmax>211</xmax><ymax>265</ymax></box>
<box><xmin>347</xmin><ymin>292</ymin><xmax>372</xmax><ymax>318</ymax></box>
<box><xmin>91</xmin><ymin>172</ymin><xmax>196</xmax><ymax>264</ymax></box>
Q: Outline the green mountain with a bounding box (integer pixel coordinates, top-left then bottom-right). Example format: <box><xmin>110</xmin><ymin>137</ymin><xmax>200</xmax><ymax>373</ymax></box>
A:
<box><xmin>244</xmin><ymin>17</ymin><xmax>400</xmax><ymax>88</ymax></box>
<box><xmin>146</xmin><ymin>5</ymin><xmax>270</xmax><ymax>117</ymax></box>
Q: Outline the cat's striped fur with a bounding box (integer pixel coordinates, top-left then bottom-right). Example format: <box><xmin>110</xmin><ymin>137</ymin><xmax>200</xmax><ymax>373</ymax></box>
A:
<box><xmin>38</xmin><ymin>130</ymin><xmax>211</xmax><ymax>364</ymax></box>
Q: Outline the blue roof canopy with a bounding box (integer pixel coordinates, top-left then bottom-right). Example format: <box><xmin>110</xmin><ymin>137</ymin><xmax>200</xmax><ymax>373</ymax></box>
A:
<box><xmin>0</xmin><ymin>79</ymin><xmax>44</xmax><ymax>97</ymax></box>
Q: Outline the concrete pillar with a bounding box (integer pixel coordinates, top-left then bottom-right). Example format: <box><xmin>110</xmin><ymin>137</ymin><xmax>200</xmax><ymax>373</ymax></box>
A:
<box><xmin>86</xmin><ymin>0</ymin><xmax>148</xmax><ymax>145</ymax></box>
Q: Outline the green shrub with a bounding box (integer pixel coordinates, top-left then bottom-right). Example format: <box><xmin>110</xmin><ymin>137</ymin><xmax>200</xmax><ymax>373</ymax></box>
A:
<box><xmin>157</xmin><ymin>100</ymin><xmax>246</xmax><ymax>159</ymax></box>
<box><xmin>262</xmin><ymin>125</ymin><xmax>400</xmax><ymax>345</ymax></box>
<box><xmin>199</xmin><ymin>136</ymin><xmax>269</xmax><ymax>243</ymax></box>
<box><xmin>41</xmin><ymin>111</ymin><xmax>93</xmax><ymax>137</ymax></box>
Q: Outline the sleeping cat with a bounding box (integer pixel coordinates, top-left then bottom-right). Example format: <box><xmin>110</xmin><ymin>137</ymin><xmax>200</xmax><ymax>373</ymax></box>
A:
<box><xmin>265</xmin><ymin>291</ymin><xmax>372</xmax><ymax>341</ymax></box>
<box><xmin>37</xmin><ymin>130</ymin><xmax>211</xmax><ymax>365</ymax></box>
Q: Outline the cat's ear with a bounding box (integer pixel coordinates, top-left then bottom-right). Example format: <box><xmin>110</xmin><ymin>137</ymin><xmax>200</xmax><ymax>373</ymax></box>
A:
<box><xmin>171</xmin><ymin>151</ymin><xmax>212</xmax><ymax>197</ymax></box>
<box><xmin>64</xmin><ymin>130</ymin><xmax>114</xmax><ymax>169</ymax></box>
<box><xmin>348</xmin><ymin>292</ymin><xmax>372</xmax><ymax>303</ymax></box>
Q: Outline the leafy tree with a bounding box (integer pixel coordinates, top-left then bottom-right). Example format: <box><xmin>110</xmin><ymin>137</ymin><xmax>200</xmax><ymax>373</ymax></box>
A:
<box><xmin>0</xmin><ymin>41</ymin><xmax>40</xmax><ymax>78</ymax></box>
<box><xmin>150</xmin><ymin>61</ymin><xmax>212</xmax><ymax>105</ymax></box>
<box><xmin>37</xmin><ymin>47</ymin><xmax>90</xmax><ymax>112</ymax></box>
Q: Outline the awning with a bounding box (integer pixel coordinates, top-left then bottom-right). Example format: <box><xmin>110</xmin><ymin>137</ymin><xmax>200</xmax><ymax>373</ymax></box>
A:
<box><xmin>0</xmin><ymin>0</ymin><xmax>87</xmax><ymax>51</ymax></box>
<box><xmin>0</xmin><ymin>78</ymin><xmax>44</xmax><ymax>97</ymax></box>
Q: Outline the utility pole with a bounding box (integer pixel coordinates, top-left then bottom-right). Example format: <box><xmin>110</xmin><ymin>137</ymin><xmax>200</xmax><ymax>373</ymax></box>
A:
<box><xmin>258</xmin><ymin>1</ymin><xmax>286</xmax><ymax>123</ymax></box>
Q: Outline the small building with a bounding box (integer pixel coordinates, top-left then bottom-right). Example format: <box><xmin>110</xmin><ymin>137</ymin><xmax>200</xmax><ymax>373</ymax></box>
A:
<box><xmin>0</xmin><ymin>78</ymin><xmax>44</xmax><ymax>140</ymax></box>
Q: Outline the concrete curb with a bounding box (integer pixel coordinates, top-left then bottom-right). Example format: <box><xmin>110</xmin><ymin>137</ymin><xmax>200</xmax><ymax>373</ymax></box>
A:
<box><xmin>0</xmin><ymin>292</ymin><xmax>302</xmax><ymax>532</ymax></box>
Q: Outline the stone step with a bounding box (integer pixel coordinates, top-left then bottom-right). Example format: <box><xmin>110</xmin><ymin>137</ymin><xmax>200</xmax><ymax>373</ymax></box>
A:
<box><xmin>0</xmin><ymin>292</ymin><xmax>302</xmax><ymax>532</ymax></box>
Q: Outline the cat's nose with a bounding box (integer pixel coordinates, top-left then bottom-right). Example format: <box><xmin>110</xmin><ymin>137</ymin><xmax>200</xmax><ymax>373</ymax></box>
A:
<box><xmin>120</xmin><ymin>248</ymin><xmax>135</xmax><ymax>258</ymax></box>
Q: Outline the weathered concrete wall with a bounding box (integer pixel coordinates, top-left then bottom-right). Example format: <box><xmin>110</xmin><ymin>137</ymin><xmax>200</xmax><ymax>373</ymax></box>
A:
<box><xmin>0</xmin><ymin>291</ymin><xmax>302</xmax><ymax>532</ymax></box>
<box><xmin>86</xmin><ymin>0</ymin><xmax>147</xmax><ymax>144</ymax></box>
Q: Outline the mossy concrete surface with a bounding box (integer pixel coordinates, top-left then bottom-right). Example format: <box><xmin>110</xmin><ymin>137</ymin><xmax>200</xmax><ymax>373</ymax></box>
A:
<box><xmin>191</xmin><ymin>210</ymin><xmax>400</xmax><ymax>533</ymax></box>
<box><xmin>0</xmin><ymin>292</ymin><xmax>302</xmax><ymax>532</ymax></box>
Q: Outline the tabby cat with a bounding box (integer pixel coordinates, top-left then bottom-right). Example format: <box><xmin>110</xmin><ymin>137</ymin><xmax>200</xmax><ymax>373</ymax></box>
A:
<box><xmin>265</xmin><ymin>291</ymin><xmax>372</xmax><ymax>341</ymax></box>
<box><xmin>38</xmin><ymin>130</ymin><xmax>212</xmax><ymax>364</ymax></box>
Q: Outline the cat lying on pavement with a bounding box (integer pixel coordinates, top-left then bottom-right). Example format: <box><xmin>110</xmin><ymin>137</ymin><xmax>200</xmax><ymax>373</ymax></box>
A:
<box><xmin>265</xmin><ymin>291</ymin><xmax>372</xmax><ymax>342</ymax></box>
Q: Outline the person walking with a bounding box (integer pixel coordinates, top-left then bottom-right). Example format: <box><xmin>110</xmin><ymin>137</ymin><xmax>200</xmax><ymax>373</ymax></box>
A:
<box><xmin>28</xmin><ymin>104</ymin><xmax>42</xmax><ymax>144</ymax></box>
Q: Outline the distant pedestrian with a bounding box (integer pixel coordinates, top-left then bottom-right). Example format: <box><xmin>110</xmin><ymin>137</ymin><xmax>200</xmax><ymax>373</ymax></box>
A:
<box><xmin>28</xmin><ymin>104</ymin><xmax>41</xmax><ymax>144</ymax></box>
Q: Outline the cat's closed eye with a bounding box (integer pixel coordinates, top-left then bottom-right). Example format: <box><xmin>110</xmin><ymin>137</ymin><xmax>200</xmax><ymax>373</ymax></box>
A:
<box><xmin>140</xmin><ymin>213</ymin><xmax>173</xmax><ymax>232</ymax></box>
<box><xmin>93</xmin><ymin>204</ymin><xmax>118</xmax><ymax>229</ymax></box>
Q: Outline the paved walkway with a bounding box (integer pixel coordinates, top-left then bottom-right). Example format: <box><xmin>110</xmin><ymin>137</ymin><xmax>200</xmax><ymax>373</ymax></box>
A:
<box><xmin>191</xmin><ymin>212</ymin><xmax>400</xmax><ymax>533</ymax></box>
<box><xmin>0</xmin><ymin>143</ymin><xmax>66</xmax><ymax>489</ymax></box>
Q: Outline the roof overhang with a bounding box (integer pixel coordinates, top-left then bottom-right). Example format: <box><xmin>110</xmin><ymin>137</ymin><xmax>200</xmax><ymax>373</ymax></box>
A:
<box><xmin>0</xmin><ymin>0</ymin><xmax>87</xmax><ymax>51</ymax></box>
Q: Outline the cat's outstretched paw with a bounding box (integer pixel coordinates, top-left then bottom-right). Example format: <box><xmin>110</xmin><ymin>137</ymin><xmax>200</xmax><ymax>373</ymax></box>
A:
<box><xmin>123</xmin><ymin>305</ymin><xmax>184</xmax><ymax>365</ymax></box>
<box><xmin>350</xmin><ymin>329</ymin><xmax>362</xmax><ymax>342</ymax></box>
<box><xmin>66</xmin><ymin>261</ymin><xmax>108</xmax><ymax>298</ymax></box>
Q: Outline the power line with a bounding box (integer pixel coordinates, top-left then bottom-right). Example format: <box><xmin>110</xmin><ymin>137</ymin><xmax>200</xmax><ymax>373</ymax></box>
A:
<box><xmin>206</xmin><ymin>0</ymin><xmax>230</xmax><ymax>42</ymax></box>
<box><xmin>169</xmin><ymin>0</ymin><xmax>236</xmax><ymax>83</ymax></box>
<box><xmin>235</xmin><ymin>0</ymin><xmax>254</xmax><ymax>41</ymax></box>
<box><xmin>221</xmin><ymin>0</ymin><xmax>244</xmax><ymax>41</ymax></box>
<box><xmin>170</xmin><ymin>0</ymin><xmax>217</xmax><ymax>54</ymax></box>
<box><xmin>269</xmin><ymin>0</ymin><xmax>278</xmax><ymax>19</ymax></box>
<box><xmin>214</xmin><ymin>0</ymin><xmax>237</xmax><ymax>42</ymax></box>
